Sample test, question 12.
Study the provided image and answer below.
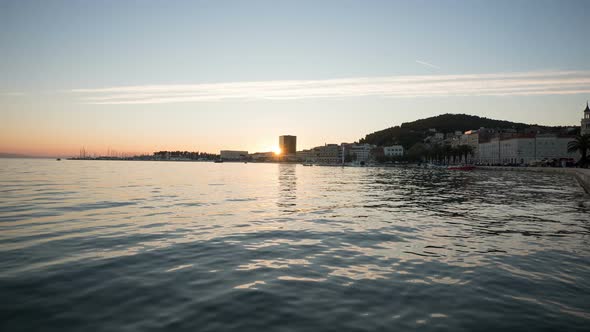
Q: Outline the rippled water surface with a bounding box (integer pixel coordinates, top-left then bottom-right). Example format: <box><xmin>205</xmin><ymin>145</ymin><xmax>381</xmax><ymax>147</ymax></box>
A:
<box><xmin>1</xmin><ymin>159</ymin><xmax>589</xmax><ymax>331</ymax></box>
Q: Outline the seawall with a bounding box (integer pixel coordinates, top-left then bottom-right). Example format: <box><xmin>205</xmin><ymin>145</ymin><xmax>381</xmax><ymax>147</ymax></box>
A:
<box><xmin>477</xmin><ymin>166</ymin><xmax>590</xmax><ymax>194</ymax></box>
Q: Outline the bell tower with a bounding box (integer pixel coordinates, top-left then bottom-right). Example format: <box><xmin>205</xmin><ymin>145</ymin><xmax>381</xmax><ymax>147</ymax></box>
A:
<box><xmin>582</xmin><ymin>101</ymin><xmax>590</xmax><ymax>136</ymax></box>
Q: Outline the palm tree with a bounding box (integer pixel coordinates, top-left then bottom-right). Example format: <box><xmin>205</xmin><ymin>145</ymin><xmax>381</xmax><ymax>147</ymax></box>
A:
<box><xmin>457</xmin><ymin>145</ymin><xmax>474</xmax><ymax>164</ymax></box>
<box><xmin>443</xmin><ymin>145</ymin><xmax>453</xmax><ymax>164</ymax></box>
<box><xmin>434</xmin><ymin>145</ymin><xmax>445</xmax><ymax>163</ymax></box>
<box><xmin>568</xmin><ymin>134</ymin><xmax>590</xmax><ymax>167</ymax></box>
<box><xmin>453</xmin><ymin>146</ymin><xmax>463</xmax><ymax>164</ymax></box>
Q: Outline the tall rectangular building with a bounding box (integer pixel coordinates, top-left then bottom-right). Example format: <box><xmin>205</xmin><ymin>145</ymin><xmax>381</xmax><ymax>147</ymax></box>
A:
<box><xmin>279</xmin><ymin>135</ymin><xmax>297</xmax><ymax>155</ymax></box>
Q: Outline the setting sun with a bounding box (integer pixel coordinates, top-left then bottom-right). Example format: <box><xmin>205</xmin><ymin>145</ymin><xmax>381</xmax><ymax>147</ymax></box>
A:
<box><xmin>272</xmin><ymin>146</ymin><xmax>282</xmax><ymax>155</ymax></box>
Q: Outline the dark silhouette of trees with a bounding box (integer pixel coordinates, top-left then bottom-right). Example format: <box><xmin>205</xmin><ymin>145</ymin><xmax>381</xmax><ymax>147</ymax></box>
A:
<box><xmin>406</xmin><ymin>143</ymin><xmax>428</xmax><ymax>161</ymax></box>
<box><xmin>457</xmin><ymin>145</ymin><xmax>474</xmax><ymax>163</ymax></box>
<box><xmin>400</xmin><ymin>144</ymin><xmax>474</xmax><ymax>164</ymax></box>
<box><xmin>359</xmin><ymin>113</ymin><xmax>549</xmax><ymax>148</ymax></box>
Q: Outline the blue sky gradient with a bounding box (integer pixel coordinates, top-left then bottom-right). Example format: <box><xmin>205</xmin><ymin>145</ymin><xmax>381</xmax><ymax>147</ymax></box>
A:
<box><xmin>1</xmin><ymin>0</ymin><xmax>589</xmax><ymax>156</ymax></box>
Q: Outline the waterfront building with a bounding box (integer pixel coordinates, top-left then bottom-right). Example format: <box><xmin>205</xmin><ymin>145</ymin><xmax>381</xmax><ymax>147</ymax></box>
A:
<box><xmin>478</xmin><ymin>138</ymin><xmax>500</xmax><ymax>164</ymax></box>
<box><xmin>220</xmin><ymin>150</ymin><xmax>248</xmax><ymax>161</ymax></box>
<box><xmin>384</xmin><ymin>145</ymin><xmax>404</xmax><ymax>157</ymax></box>
<box><xmin>477</xmin><ymin>127</ymin><xmax>500</xmax><ymax>141</ymax></box>
<box><xmin>499</xmin><ymin>135</ymin><xmax>536</xmax><ymax>165</ymax></box>
<box><xmin>296</xmin><ymin>144</ymin><xmax>344</xmax><ymax>164</ymax></box>
<box><xmin>296</xmin><ymin>149</ymin><xmax>314</xmax><ymax>162</ymax></box>
<box><xmin>478</xmin><ymin>134</ymin><xmax>579</xmax><ymax>165</ymax></box>
<box><xmin>479</xmin><ymin>135</ymin><xmax>540</xmax><ymax>165</ymax></box>
<box><xmin>535</xmin><ymin>134</ymin><xmax>580</xmax><ymax>161</ymax></box>
<box><xmin>279</xmin><ymin>135</ymin><xmax>297</xmax><ymax>155</ymax></box>
<box><xmin>460</xmin><ymin>130</ymin><xmax>480</xmax><ymax>162</ymax></box>
<box><xmin>318</xmin><ymin>144</ymin><xmax>342</xmax><ymax>164</ymax></box>
<box><xmin>350</xmin><ymin>144</ymin><xmax>375</xmax><ymax>162</ymax></box>
<box><xmin>582</xmin><ymin>102</ymin><xmax>590</xmax><ymax>136</ymax></box>
<box><xmin>250</xmin><ymin>151</ymin><xmax>275</xmax><ymax>161</ymax></box>
<box><xmin>371</xmin><ymin>146</ymin><xmax>385</xmax><ymax>160</ymax></box>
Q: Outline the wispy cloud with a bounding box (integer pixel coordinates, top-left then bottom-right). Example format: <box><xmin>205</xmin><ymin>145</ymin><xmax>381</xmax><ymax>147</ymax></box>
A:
<box><xmin>71</xmin><ymin>70</ymin><xmax>590</xmax><ymax>105</ymax></box>
<box><xmin>415</xmin><ymin>59</ymin><xmax>440</xmax><ymax>69</ymax></box>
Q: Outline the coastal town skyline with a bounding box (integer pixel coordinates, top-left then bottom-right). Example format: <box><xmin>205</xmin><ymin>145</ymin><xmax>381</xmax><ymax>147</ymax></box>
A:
<box><xmin>2</xmin><ymin>105</ymin><xmax>589</xmax><ymax>158</ymax></box>
<box><xmin>38</xmin><ymin>105</ymin><xmax>589</xmax><ymax>167</ymax></box>
<box><xmin>2</xmin><ymin>0</ymin><xmax>590</xmax><ymax>156</ymax></box>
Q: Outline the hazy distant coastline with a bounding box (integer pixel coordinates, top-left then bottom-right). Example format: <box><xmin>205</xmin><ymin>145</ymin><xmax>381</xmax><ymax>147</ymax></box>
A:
<box><xmin>0</xmin><ymin>153</ymin><xmax>51</xmax><ymax>159</ymax></box>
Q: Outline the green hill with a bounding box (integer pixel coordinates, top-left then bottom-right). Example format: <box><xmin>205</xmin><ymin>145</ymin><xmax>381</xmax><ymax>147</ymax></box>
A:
<box><xmin>358</xmin><ymin>113</ymin><xmax>544</xmax><ymax>148</ymax></box>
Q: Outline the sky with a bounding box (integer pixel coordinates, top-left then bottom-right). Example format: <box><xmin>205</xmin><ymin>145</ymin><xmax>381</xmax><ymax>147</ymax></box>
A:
<box><xmin>1</xmin><ymin>0</ymin><xmax>589</xmax><ymax>157</ymax></box>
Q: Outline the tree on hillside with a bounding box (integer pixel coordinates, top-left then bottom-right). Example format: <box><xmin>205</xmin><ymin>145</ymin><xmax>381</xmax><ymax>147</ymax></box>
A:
<box><xmin>359</xmin><ymin>113</ymin><xmax>543</xmax><ymax>148</ymax></box>
<box><xmin>400</xmin><ymin>113</ymin><xmax>531</xmax><ymax>132</ymax></box>
<box><xmin>567</xmin><ymin>134</ymin><xmax>590</xmax><ymax>167</ymax></box>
